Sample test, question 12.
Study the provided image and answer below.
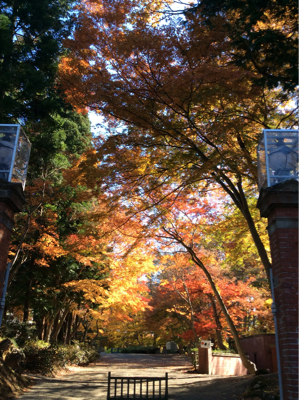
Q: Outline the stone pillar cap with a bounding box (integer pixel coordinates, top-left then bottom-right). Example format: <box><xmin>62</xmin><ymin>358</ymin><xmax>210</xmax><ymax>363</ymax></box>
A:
<box><xmin>257</xmin><ymin>179</ymin><xmax>298</xmax><ymax>218</ymax></box>
<box><xmin>0</xmin><ymin>179</ymin><xmax>26</xmax><ymax>213</ymax></box>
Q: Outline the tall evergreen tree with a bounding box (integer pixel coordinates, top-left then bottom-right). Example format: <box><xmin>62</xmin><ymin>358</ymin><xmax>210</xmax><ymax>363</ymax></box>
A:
<box><xmin>0</xmin><ymin>0</ymin><xmax>74</xmax><ymax>122</ymax></box>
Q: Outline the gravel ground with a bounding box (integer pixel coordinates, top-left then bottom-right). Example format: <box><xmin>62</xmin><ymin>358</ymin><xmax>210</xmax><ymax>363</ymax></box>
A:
<box><xmin>16</xmin><ymin>353</ymin><xmax>254</xmax><ymax>400</ymax></box>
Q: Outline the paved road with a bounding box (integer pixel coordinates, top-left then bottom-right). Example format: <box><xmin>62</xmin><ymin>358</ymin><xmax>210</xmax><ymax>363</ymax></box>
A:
<box><xmin>17</xmin><ymin>353</ymin><xmax>253</xmax><ymax>400</ymax></box>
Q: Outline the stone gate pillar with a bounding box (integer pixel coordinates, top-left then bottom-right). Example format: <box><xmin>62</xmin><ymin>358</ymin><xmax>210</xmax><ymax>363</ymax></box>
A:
<box><xmin>257</xmin><ymin>179</ymin><xmax>298</xmax><ymax>400</ymax></box>
<box><xmin>0</xmin><ymin>180</ymin><xmax>25</xmax><ymax>299</ymax></box>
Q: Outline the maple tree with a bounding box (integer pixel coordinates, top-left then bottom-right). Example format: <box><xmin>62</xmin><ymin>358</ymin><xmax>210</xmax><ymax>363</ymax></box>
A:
<box><xmin>71</xmin><ymin>183</ymin><xmax>272</xmax><ymax>372</ymax></box>
<box><xmin>1</xmin><ymin>0</ymin><xmax>291</xmax><ymax>364</ymax></box>
<box><xmin>148</xmin><ymin>254</ymin><xmax>273</xmax><ymax>350</ymax></box>
<box><xmin>7</xmin><ymin>143</ymin><xmax>158</xmax><ymax>344</ymax></box>
<box><xmin>186</xmin><ymin>0</ymin><xmax>298</xmax><ymax>90</ymax></box>
<box><xmin>59</xmin><ymin>130</ymin><xmax>272</xmax><ymax>370</ymax></box>
<box><xmin>0</xmin><ymin>1</ymin><xmax>158</xmax><ymax>346</ymax></box>
<box><xmin>154</xmin><ymin>256</ymin><xmax>221</xmax><ymax>347</ymax></box>
<box><xmin>147</xmin><ymin>193</ymin><xmax>271</xmax><ymax>373</ymax></box>
<box><xmin>200</xmin><ymin>193</ymin><xmax>270</xmax><ymax>287</ymax></box>
<box><xmin>144</xmin><ymin>283</ymin><xmax>187</xmax><ymax>347</ymax></box>
<box><xmin>59</xmin><ymin>0</ymin><xmax>297</xmax><ymax>286</ymax></box>
<box><xmin>7</xmin><ymin>185</ymin><xmax>113</xmax><ymax>343</ymax></box>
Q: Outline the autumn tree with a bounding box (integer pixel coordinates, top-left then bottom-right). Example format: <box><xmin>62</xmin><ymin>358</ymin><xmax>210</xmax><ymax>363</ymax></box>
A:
<box><xmin>8</xmin><ymin>110</ymin><xmax>93</xmax><ymax>284</ymax></box>
<box><xmin>149</xmin><ymin>254</ymin><xmax>272</xmax><ymax>349</ymax></box>
<box><xmin>157</xmin><ymin>242</ymin><xmax>252</xmax><ymax>372</ymax></box>
<box><xmin>7</xmin><ymin>140</ymin><xmax>159</xmax><ymax>343</ymax></box>
<box><xmin>185</xmin><ymin>0</ymin><xmax>298</xmax><ymax>90</ymax></box>
<box><xmin>4</xmin><ymin>111</ymin><xmax>110</xmax><ymax>342</ymax></box>
<box><xmin>59</xmin><ymin>0</ymin><xmax>297</xmax><ymax>285</ymax></box>
<box><xmin>144</xmin><ymin>282</ymin><xmax>189</xmax><ymax>347</ymax></box>
<box><xmin>67</xmin><ymin>182</ymin><xmax>270</xmax><ymax>372</ymax></box>
<box><xmin>200</xmin><ymin>194</ymin><xmax>270</xmax><ymax>287</ymax></box>
<box><xmin>6</xmin><ymin>181</ymin><xmax>114</xmax><ymax>343</ymax></box>
<box><xmin>155</xmin><ymin>257</ymin><xmax>221</xmax><ymax>347</ymax></box>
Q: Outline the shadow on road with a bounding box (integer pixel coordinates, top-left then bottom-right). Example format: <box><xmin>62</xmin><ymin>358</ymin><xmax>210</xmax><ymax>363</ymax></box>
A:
<box><xmin>17</xmin><ymin>353</ymin><xmax>254</xmax><ymax>400</ymax></box>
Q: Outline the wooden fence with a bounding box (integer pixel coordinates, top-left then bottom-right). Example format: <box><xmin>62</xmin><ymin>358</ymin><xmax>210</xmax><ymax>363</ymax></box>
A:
<box><xmin>107</xmin><ymin>372</ymin><xmax>168</xmax><ymax>399</ymax></box>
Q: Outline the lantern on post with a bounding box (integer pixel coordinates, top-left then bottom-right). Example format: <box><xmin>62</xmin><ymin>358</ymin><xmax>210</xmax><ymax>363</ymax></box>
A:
<box><xmin>257</xmin><ymin>129</ymin><xmax>298</xmax><ymax>190</ymax></box>
<box><xmin>0</xmin><ymin>124</ymin><xmax>31</xmax><ymax>189</ymax></box>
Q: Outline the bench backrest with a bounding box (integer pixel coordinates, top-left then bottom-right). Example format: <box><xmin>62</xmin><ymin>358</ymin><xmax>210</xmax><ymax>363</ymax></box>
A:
<box><xmin>107</xmin><ymin>372</ymin><xmax>168</xmax><ymax>399</ymax></box>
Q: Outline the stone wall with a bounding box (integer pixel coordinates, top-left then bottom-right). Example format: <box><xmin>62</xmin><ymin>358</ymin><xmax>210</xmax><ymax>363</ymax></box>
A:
<box><xmin>197</xmin><ymin>347</ymin><xmax>247</xmax><ymax>376</ymax></box>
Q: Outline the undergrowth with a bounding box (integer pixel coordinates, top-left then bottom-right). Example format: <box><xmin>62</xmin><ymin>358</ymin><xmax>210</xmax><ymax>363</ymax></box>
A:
<box><xmin>22</xmin><ymin>341</ymin><xmax>99</xmax><ymax>375</ymax></box>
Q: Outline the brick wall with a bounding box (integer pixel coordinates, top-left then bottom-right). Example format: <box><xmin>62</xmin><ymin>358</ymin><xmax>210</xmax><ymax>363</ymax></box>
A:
<box><xmin>0</xmin><ymin>182</ymin><xmax>25</xmax><ymax>299</ymax></box>
<box><xmin>0</xmin><ymin>202</ymin><xmax>16</xmax><ymax>298</ymax></box>
<box><xmin>240</xmin><ymin>334</ymin><xmax>277</xmax><ymax>372</ymax></box>
<box><xmin>269</xmin><ymin>217</ymin><xmax>298</xmax><ymax>400</ymax></box>
<box><xmin>257</xmin><ymin>179</ymin><xmax>298</xmax><ymax>400</ymax></box>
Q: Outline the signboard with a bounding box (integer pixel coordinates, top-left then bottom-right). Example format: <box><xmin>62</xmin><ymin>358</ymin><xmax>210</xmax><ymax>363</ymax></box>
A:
<box><xmin>200</xmin><ymin>340</ymin><xmax>213</xmax><ymax>348</ymax></box>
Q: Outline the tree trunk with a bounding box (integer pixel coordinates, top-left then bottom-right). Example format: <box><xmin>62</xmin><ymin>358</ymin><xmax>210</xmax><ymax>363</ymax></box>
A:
<box><xmin>39</xmin><ymin>317</ymin><xmax>45</xmax><ymax>341</ymax></box>
<box><xmin>2</xmin><ymin>304</ymin><xmax>7</xmax><ymax>323</ymax></box>
<box><xmin>215</xmin><ymin>330</ymin><xmax>226</xmax><ymax>350</ymax></box>
<box><xmin>51</xmin><ymin>311</ymin><xmax>60</xmax><ymax>339</ymax></box>
<box><xmin>172</xmin><ymin>280</ymin><xmax>199</xmax><ymax>345</ymax></box>
<box><xmin>58</xmin><ymin>319</ymin><xmax>66</xmax><ymax>343</ymax></box>
<box><xmin>190</xmin><ymin>250</ymin><xmax>256</xmax><ymax>373</ymax></box>
<box><xmin>70</xmin><ymin>315</ymin><xmax>81</xmax><ymax>342</ymax></box>
<box><xmin>239</xmin><ymin>188</ymin><xmax>271</xmax><ymax>284</ymax></box>
<box><xmin>82</xmin><ymin>325</ymin><xmax>88</xmax><ymax>343</ymax></box>
<box><xmin>44</xmin><ymin>317</ymin><xmax>55</xmax><ymax>342</ymax></box>
<box><xmin>190</xmin><ymin>310</ymin><xmax>199</xmax><ymax>345</ymax></box>
<box><xmin>33</xmin><ymin>313</ymin><xmax>45</xmax><ymax>340</ymax></box>
<box><xmin>65</xmin><ymin>312</ymin><xmax>74</xmax><ymax>344</ymax></box>
<box><xmin>208</xmin><ymin>293</ymin><xmax>226</xmax><ymax>350</ymax></box>
<box><xmin>43</xmin><ymin>321</ymin><xmax>47</xmax><ymax>341</ymax></box>
<box><xmin>51</xmin><ymin>308</ymin><xmax>70</xmax><ymax>342</ymax></box>
<box><xmin>23</xmin><ymin>278</ymin><xmax>33</xmax><ymax>322</ymax></box>
<box><xmin>163</xmin><ymin>228</ymin><xmax>257</xmax><ymax>374</ymax></box>
<box><xmin>23</xmin><ymin>287</ymin><xmax>30</xmax><ymax>322</ymax></box>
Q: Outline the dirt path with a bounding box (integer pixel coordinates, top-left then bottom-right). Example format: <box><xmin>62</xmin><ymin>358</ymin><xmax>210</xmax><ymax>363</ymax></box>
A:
<box><xmin>16</xmin><ymin>353</ymin><xmax>254</xmax><ymax>400</ymax></box>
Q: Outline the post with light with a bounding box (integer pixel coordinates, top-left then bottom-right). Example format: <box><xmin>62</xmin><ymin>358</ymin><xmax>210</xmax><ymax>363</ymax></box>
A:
<box><xmin>257</xmin><ymin>129</ymin><xmax>298</xmax><ymax>400</ymax></box>
<box><xmin>0</xmin><ymin>124</ymin><xmax>31</xmax><ymax>326</ymax></box>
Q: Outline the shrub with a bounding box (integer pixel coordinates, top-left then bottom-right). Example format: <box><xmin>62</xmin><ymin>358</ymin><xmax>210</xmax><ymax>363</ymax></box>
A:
<box><xmin>212</xmin><ymin>348</ymin><xmax>237</xmax><ymax>355</ymax></box>
<box><xmin>120</xmin><ymin>346</ymin><xmax>160</xmax><ymax>354</ymax></box>
<box><xmin>0</xmin><ymin>319</ymin><xmax>37</xmax><ymax>346</ymax></box>
<box><xmin>22</xmin><ymin>341</ymin><xmax>99</xmax><ymax>375</ymax></box>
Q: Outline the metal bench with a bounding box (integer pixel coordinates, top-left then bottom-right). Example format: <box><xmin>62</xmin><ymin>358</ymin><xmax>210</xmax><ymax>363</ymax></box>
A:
<box><xmin>107</xmin><ymin>372</ymin><xmax>168</xmax><ymax>399</ymax></box>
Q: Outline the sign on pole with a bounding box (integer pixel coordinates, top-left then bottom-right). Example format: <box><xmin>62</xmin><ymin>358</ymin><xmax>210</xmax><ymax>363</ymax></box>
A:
<box><xmin>200</xmin><ymin>340</ymin><xmax>213</xmax><ymax>348</ymax></box>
